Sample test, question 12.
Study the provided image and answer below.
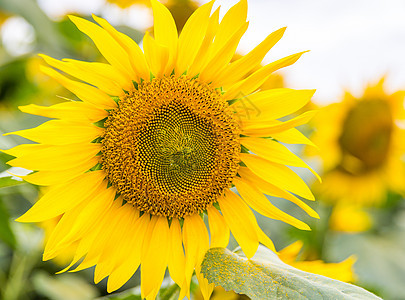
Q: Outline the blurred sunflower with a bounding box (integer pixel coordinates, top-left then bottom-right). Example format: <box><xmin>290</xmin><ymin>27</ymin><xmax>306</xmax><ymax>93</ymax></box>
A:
<box><xmin>329</xmin><ymin>203</ymin><xmax>372</xmax><ymax>233</ymax></box>
<box><xmin>278</xmin><ymin>241</ymin><xmax>356</xmax><ymax>283</ymax></box>
<box><xmin>310</xmin><ymin>78</ymin><xmax>405</xmax><ymax>206</ymax></box>
<box><xmin>3</xmin><ymin>0</ymin><xmax>318</xmax><ymax>298</ymax></box>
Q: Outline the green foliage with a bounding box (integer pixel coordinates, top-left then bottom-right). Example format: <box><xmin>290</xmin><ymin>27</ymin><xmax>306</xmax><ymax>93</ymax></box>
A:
<box><xmin>201</xmin><ymin>246</ymin><xmax>381</xmax><ymax>300</ymax></box>
<box><xmin>0</xmin><ymin>177</ymin><xmax>24</xmax><ymax>189</ymax></box>
<box><xmin>0</xmin><ymin>197</ymin><xmax>16</xmax><ymax>248</ymax></box>
<box><xmin>32</xmin><ymin>271</ymin><xmax>99</xmax><ymax>300</ymax></box>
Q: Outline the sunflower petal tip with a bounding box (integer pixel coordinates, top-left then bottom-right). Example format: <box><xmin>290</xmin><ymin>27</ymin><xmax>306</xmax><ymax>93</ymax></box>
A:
<box><xmin>15</xmin><ymin>214</ymin><xmax>29</xmax><ymax>223</ymax></box>
<box><xmin>42</xmin><ymin>252</ymin><xmax>53</xmax><ymax>261</ymax></box>
<box><xmin>55</xmin><ymin>268</ymin><xmax>68</xmax><ymax>275</ymax></box>
<box><xmin>308</xmin><ymin>89</ymin><xmax>316</xmax><ymax>96</ymax></box>
<box><xmin>67</xmin><ymin>14</ymin><xmax>76</xmax><ymax>22</ymax></box>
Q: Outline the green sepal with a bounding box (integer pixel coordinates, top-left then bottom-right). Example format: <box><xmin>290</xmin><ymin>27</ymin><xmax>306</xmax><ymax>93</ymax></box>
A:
<box><xmin>132</xmin><ymin>80</ymin><xmax>139</xmax><ymax>90</ymax></box>
<box><xmin>111</xmin><ymin>96</ymin><xmax>120</xmax><ymax>104</ymax></box>
<box><xmin>93</xmin><ymin>117</ymin><xmax>107</xmax><ymax>128</ymax></box>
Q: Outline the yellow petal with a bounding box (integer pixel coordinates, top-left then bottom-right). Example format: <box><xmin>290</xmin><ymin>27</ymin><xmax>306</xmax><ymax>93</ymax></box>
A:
<box><xmin>215</xmin><ymin>27</ymin><xmax>286</xmax><ymax>87</ymax></box>
<box><xmin>49</xmin><ymin>186</ymin><xmax>116</xmax><ymax>259</ymax></box>
<box><xmin>278</xmin><ymin>241</ymin><xmax>304</xmax><ymax>263</ymax></box>
<box><xmin>232</xmin><ymin>88</ymin><xmax>315</xmax><ymax>122</ymax></box>
<box><xmin>168</xmin><ymin>218</ymin><xmax>186</xmax><ymax>287</ymax></box>
<box><xmin>59</xmin><ymin>220</ymin><xmax>104</xmax><ymax>272</ymax></box>
<box><xmin>70</xmin><ymin>199</ymin><xmax>125</xmax><ymax>271</ymax></box>
<box><xmin>240</xmin><ymin>153</ymin><xmax>315</xmax><ymax>201</ymax></box>
<box><xmin>92</xmin><ymin>14</ymin><xmax>150</xmax><ymax>82</ymax></box>
<box><xmin>94</xmin><ymin>203</ymin><xmax>138</xmax><ymax>283</ymax></box>
<box><xmin>23</xmin><ymin>156</ymin><xmax>99</xmax><ymax>185</ymax></box>
<box><xmin>272</xmin><ymin>127</ymin><xmax>317</xmax><ymax>148</ymax></box>
<box><xmin>238</xmin><ymin>166</ymin><xmax>319</xmax><ymax>218</ymax></box>
<box><xmin>5</xmin><ymin>120</ymin><xmax>103</xmax><ymax>145</ymax></box>
<box><xmin>39</xmin><ymin>64</ymin><xmax>118</xmax><ymax>106</ymax></box>
<box><xmin>218</xmin><ymin>190</ymin><xmax>259</xmax><ymax>258</ymax></box>
<box><xmin>195</xmin><ymin>264</ymin><xmax>214</xmax><ymax>300</ymax></box>
<box><xmin>43</xmin><ymin>204</ymin><xmax>85</xmax><ymax>260</ymax></box>
<box><xmin>187</xmin><ymin>7</ymin><xmax>220</xmax><ymax>78</ymax></box>
<box><xmin>233</xmin><ymin>176</ymin><xmax>310</xmax><ymax>230</ymax></box>
<box><xmin>240</xmin><ymin>136</ymin><xmax>321</xmax><ymax>182</ymax></box>
<box><xmin>209</xmin><ymin>0</ymin><xmax>247</xmax><ymax>58</ymax></box>
<box><xmin>7</xmin><ymin>143</ymin><xmax>100</xmax><ymax>171</ymax></box>
<box><xmin>68</xmin><ymin>15</ymin><xmax>135</xmax><ymax>80</ymax></box>
<box><xmin>44</xmin><ymin>185</ymin><xmax>115</xmax><ymax>261</ymax></box>
<box><xmin>143</xmin><ymin>32</ymin><xmax>170</xmax><ymax>78</ymax></box>
<box><xmin>199</xmin><ymin>22</ymin><xmax>249</xmax><ymax>84</ymax></box>
<box><xmin>40</xmin><ymin>56</ymin><xmax>124</xmax><ymax>97</ymax></box>
<box><xmin>141</xmin><ymin>216</ymin><xmax>170</xmax><ymax>299</ymax></box>
<box><xmin>175</xmin><ymin>0</ymin><xmax>214</xmax><ymax>75</ymax></box>
<box><xmin>107</xmin><ymin>213</ymin><xmax>150</xmax><ymax>292</ymax></box>
<box><xmin>16</xmin><ymin>170</ymin><xmax>105</xmax><ymax>223</ymax></box>
<box><xmin>224</xmin><ymin>51</ymin><xmax>308</xmax><ymax>101</ymax></box>
<box><xmin>2</xmin><ymin>143</ymin><xmax>48</xmax><ymax>157</ymax></box>
<box><xmin>19</xmin><ymin>102</ymin><xmax>108</xmax><ymax>123</ymax></box>
<box><xmin>207</xmin><ymin>206</ymin><xmax>230</xmax><ymax>248</ymax></box>
<box><xmin>242</xmin><ymin>110</ymin><xmax>317</xmax><ymax>136</ymax></box>
<box><xmin>150</xmin><ymin>0</ymin><xmax>178</xmax><ymax>75</ymax></box>
<box><xmin>291</xmin><ymin>256</ymin><xmax>357</xmax><ymax>283</ymax></box>
<box><xmin>256</xmin><ymin>227</ymin><xmax>277</xmax><ymax>253</ymax></box>
<box><xmin>62</xmin><ymin>59</ymin><xmax>133</xmax><ymax>92</ymax></box>
<box><xmin>182</xmin><ymin>214</ymin><xmax>209</xmax><ymax>299</ymax></box>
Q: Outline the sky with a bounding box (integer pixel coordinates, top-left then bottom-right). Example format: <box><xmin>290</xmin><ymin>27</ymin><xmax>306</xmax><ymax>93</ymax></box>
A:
<box><xmin>3</xmin><ymin>0</ymin><xmax>405</xmax><ymax>104</ymax></box>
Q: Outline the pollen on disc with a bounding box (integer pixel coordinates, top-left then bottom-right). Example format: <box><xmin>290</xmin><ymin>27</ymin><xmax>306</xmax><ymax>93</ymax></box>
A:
<box><xmin>101</xmin><ymin>76</ymin><xmax>241</xmax><ymax>218</ymax></box>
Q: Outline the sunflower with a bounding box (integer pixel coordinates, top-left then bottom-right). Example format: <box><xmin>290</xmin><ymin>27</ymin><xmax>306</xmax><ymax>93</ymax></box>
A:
<box><xmin>3</xmin><ymin>0</ymin><xmax>318</xmax><ymax>298</ymax></box>
<box><xmin>310</xmin><ymin>78</ymin><xmax>405</xmax><ymax>206</ymax></box>
<box><xmin>278</xmin><ymin>241</ymin><xmax>356</xmax><ymax>283</ymax></box>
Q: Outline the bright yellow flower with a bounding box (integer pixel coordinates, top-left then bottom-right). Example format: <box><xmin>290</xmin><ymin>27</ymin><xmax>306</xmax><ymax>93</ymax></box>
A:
<box><xmin>3</xmin><ymin>1</ymin><xmax>318</xmax><ymax>298</ymax></box>
<box><xmin>278</xmin><ymin>241</ymin><xmax>356</xmax><ymax>283</ymax></box>
<box><xmin>310</xmin><ymin>78</ymin><xmax>405</xmax><ymax>206</ymax></box>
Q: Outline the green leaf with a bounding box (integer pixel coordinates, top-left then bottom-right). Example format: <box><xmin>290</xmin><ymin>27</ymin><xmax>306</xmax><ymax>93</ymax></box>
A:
<box><xmin>0</xmin><ymin>176</ymin><xmax>25</xmax><ymax>189</ymax></box>
<box><xmin>201</xmin><ymin>246</ymin><xmax>381</xmax><ymax>300</ymax></box>
<box><xmin>0</xmin><ymin>197</ymin><xmax>16</xmax><ymax>248</ymax></box>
